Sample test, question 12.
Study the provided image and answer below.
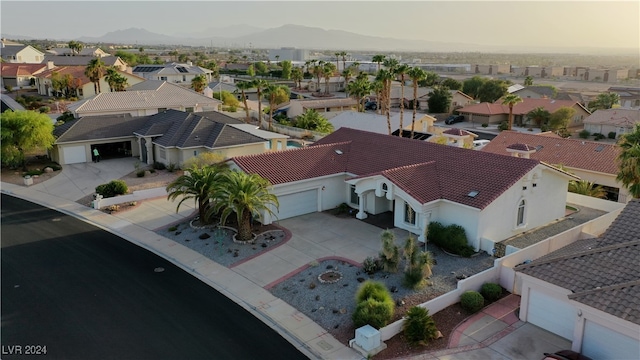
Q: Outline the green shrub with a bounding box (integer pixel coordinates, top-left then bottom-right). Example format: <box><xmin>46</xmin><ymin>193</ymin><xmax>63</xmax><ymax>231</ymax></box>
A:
<box><xmin>403</xmin><ymin>269</ymin><xmax>425</xmax><ymax>289</ymax></box>
<box><xmin>481</xmin><ymin>123</ymin><xmax>488</xmax><ymax>128</ymax></box>
<box><xmin>355</xmin><ymin>281</ymin><xmax>394</xmax><ymax>304</ymax></box>
<box><xmin>593</xmin><ymin>133</ymin><xmax>605</xmax><ymax>140</ymax></box>
<box><xmin>403</xmin><ymin>306</ymin><xmax>438</xmax><ymax>346</ymax></box>
<box><xmin>153</xmin><ymin>161</ymin><xmax>166</xmax><ymax>170</ymax></box>
<box><xmin>608</xmin><ymin>131</ymin><xmax>617</xmax><ymax>139</ymax></box>
<box><xmin>428</xmin><ymin>222</ymin><xmax>475</xmax><ymax>257</ymax></box>
<box><xmin>26</xmin><ymin>169</ymin><xmax>43</xmax><ymax>176</ymax></box>
<box><xmin>167</xmin><ymin>162</ymin><xmax>177</xmax><ymax>173</ymax></box>
<box><xmin>168</xmin><ymin>226</ymin><xmax>178</xmax><ymax>232</ymax></box>
<box><xmin>480</xmin><ymin>283</ymin><xmax>503</xmax><ymax>302</ymax></box>
<box><xmin>38</xmin><ymin>106</ymin><xmax>51</xmax><ymax>113</ymax></box>
<box><xmin>362</xmin><ymin>256</ymin><xmax>381</xmax><ymax>275</ymax></box>
<box><xmin>95</xmin><ymin>180</ymin><xmax>129</xmax><ymax>198</ymax></box>
<box><xmin>45</xmin><ymin>162</ymin><xmax>62</xmax><ymax>171</ymax></box>
<box><xmin>498</xmin><ymin>121</ymin><xmax>508</xmax><ymax>131</ymax></box>
<box><xmin>578</xmin><ymin>130</ymin><xmax>590</xmax><ymax>139</ymax></box>
<box><xmin>352</xmin><ymin>298</ymin><xmax>394</xmax><ymax>329</ymax></box>
<box><xmin>427</xmin><ymin>222</ymin><xmax>447</xmax><ymax>245</ymax></box>
<box><xmin>136</xmin><ymin>170</ymin><xmax>146</xmax><ymax>177</ymax></box>
<box><xmin>540</xmin><ymin>124</ymin><xmax>549</xmax><ymax>132</ymax></box>
<box><xmin>461</xmin><ymin>291</ymin><xmax>484</xmax><ymax>313</ymax></box>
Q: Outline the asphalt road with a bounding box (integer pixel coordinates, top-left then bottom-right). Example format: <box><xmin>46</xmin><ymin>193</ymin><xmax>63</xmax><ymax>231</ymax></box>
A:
<box><xmin>1</xmin><ymin>195</ymin><xmax>308</xmax><ymax>360</ymax></box>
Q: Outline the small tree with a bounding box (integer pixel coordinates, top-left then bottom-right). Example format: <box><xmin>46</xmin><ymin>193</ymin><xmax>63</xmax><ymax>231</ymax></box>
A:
<box><xmin>440</xmin><ymin>78</ymin><xmax>462</xmax><ymax>90</ymax></box>
<box><xmin>617</xmin><ymin>123</ymin><xmax>640</xmax><ymax>198</ymax></box>
<box><xmin>427</xmin><ymin>86</ymin><xmax>453</xmax><ymax>113</ymax></box>
<box><xmin>1</xmin><ymin>110</ymin><xmax>55</xmax><ymax>169</ymax></box>
<box><xmin>379</xmin><ymin>229</ymin><xmax>400</xmax><ymax>273</ymax></box>
<box><xmin>403</xmin><ymin>306</ymin><xmax>439</xmax><ymax>346</ymax></box>
<box><xmin>549</xmin><ymin>106</ymin><xmax>576</xmax><ymax>133</ymax></box>
<box><xmin>191</xmin><ymin>74</ymin><xmax>207</xmax><ymax>93</ymax></box>
<box><xmin>353</xmin><ymin>281</ymin><xmax>395</xmax><ymax>329</ymax></box>
<box><xmin>294</xmin><ymin>109</ymin><xmax>334</xmax><ymax>134</ymax></box>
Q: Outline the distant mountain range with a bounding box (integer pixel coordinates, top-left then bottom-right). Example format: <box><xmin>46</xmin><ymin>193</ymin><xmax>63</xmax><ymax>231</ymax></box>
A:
<box><xmin>3</xmin><ymin>24</ymin><xmax>637</xmax><ymax>55</ymax></box>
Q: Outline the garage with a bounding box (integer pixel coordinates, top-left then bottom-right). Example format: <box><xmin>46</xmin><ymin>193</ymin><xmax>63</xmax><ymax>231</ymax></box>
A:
<box><xmin>274</xmin><ymin>189</ymin><xmax>318</xmax><ymax>221</ymax></box>
<box><xmin>62</xmin><ymin>145</ymin><xmax>87</xmax><ymax>164</ymax></box>
<box><xmin>93</xmin><ymin>141</ymin><xmax>133</xmax><ymax>161</ymax></box>
<box><xmin>526</xmin><ymin>290</ymin><xmax>575</xmax><ymax>340</ymax></box>
<box><xmin>582</xmin><ymin>320</ymin><xmax>639</xmax><ymax>360</ymax></box>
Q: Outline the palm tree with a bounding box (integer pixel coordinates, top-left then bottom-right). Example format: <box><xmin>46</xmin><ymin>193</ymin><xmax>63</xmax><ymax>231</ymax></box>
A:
<box><xmin>291</xmin><ymin>67</ymin><xmax>303</xmax><ymax>90</ymax></box>
<box><xmin>502</xmin><ymin>94</ymin><xmax>523</xmax><ymax>130</ymax></box>
<box><xmin>211</xmin><ymin>171</ymin><xmax>279</xmax><ymax>242</ymax></box>
<box><xmin>376</xmin><ymin>69</ymin><xmax>395</xmax><ymax>135</ymax></box>
<box><xmin>263</xmin><ymin>83</ymin><xmax>289</xmax><ymax>130</ymax></box>
<box><xmin>341</xmin><ymin>68</ymin><xmax>353</xmax><ymax>93</ymax></box>
<box><xmin>372</xmin><ymin>54</ymin><xmax>386</xmax><ymax>73</ymax></box>
<box><xmin>84</xmin><ymin>57</ymin><xmax>106</xmax><ymax>94</ymax></box>
<box><xmin>617</xmin><ymin>123</ymin><xmax>640</xmax><ymax>199</ymax></box>
<box><xmin>191</xmin><ymin>74</ymin><xmax>207</xmax><ymax>93</ymax></box>
<box><xmin>236</xmin><ymin>80</ymin><xmax>253</xmax><ymax>123</ymax></box>
<box><xmin>166</xmin><ymin>164</ymin><xmax>228</xmax><ymax>224</ymax></box>
<box><xmin>347</xmin><ymin>77</ymin><xmax>371</xmax><ymax>112</ymax></box>
<box><xmin>395</xmin><ymin>64</ymin><xmax>410</xmax><ymax>137</ymax></box>
<box><xmin>340</xmin><ymin>51</ymin><xmax>348</xmax><ymax>70</ymax></box>
<box><xmin>312</xmin><ymin>60</ymin><xmax>325</xmax><ymax>92</ymax></box>
<box><xmin>527</xmin><ymin>106</ymin><xmax>550</xmax><ymax>129</ymax></box>
<box><xmin>334</xmin><ymin>52</ymin><xmax>341</xmax><ymax>70</ymax></box>
<box><xmin>408</xmin><ymin>67</ymin><xmax>427</xmax><ymax>138</ymax></box>
<box><xmin>568</xmin><ymin>180</ymin><xmax>607</xmax><ymax>199</ymax></box>
<box><xmin>350</xmin><ymin>61</ymin><xmax>360</xmax><ymax>76</ymax></box>
<box><xmin>105</xmin><ymin>67</ymin><xmax>119</xmax><ymax>92</ymax></box>
<box><xmin>370</xmin><ymin>79</ymin><xmax>384</xmax><ymax>115</ymax></box>
<box><xmin>253</xmin><ymin>79</ymin><xmax>269</xmax><ymax>128</ymax></box>
<box><xmin>323</xmin><ymin>62</ymin><xmax>337</xmax><ymax>95</ymax></box>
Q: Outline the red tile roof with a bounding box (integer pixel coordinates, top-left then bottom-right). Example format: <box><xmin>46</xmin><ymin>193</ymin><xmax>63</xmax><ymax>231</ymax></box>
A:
<box><xmin>443</xmin><ymin>128</ymin><xmax>475</xmax><ymax>136</ymax></box>
<box><xmin>507</xmin><ymin>143</ymin><xmax>537</xmax><ymax>151</ymax></box>
<box><xmin>233</xmin><ymin>128</ymin><xmax>541</xmax><ymax>209</ymax></box>
<box><xmin>481</xmin><ymin>131</ymin><xmax>620</xmax><ymax>174</ymax></box>
<box><xmin>0</xmin><ymin>63</ymin><xmax>47</xmax><ymax>77</ymax></box>
<box><xmin>36</xmin><ymin>66</ymin><xmax>92</xmax><ymax>85</ymax></box>
<box><xmin>459</xmin><ymin>98</ymin><xmax>590</xmax><ymax>116</ymax></box>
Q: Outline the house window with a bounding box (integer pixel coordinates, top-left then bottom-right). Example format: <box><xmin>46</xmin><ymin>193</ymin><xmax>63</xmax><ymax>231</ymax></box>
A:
<box><xmin>160</xmin><ymin>76</ymin><xmax>167</xmax><ymax>81</ymax></box>
<box><xmin>185</xmin><ymin>107</ymin><xmax>194</xmax><ymax>113</ymax></box>
<box><xmin>158</xmin><ymin>148</ymin><xmax>166</xmax><ymax>160</ymax></box>
<box><xmin>182</xmin><ymin>75</ymin><xmax>186</xmax><ymax>82</ymax></box>
<box><xmin>193</xmin><ymin>150</ymin><xmax>198</xmax><ymax>156</ymax></box>
<box><xmin>516</xmin><ymin>199</ymin><xmax>526</xmax><ymax>227</ymax></box>
<box><xmin>158</xmin><ymin>108</ymin><xmax>167</xmax><ymax>112</ymax></box>
<box><xmin>404</xmin><ymin>202</ymin><xmax>416</xmax><ymax>225</ymax></box>
<box><xmin>350</xmin><ymin>185</ymin><xmax>359</xmax><ymax>205</ymax></box>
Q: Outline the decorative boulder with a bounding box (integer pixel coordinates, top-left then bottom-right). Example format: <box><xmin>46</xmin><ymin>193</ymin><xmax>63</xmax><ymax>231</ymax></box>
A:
<box><xmin>44</xmin><ymin>167</ymin><xmax>54</xmax><ymax>173</ymax></box>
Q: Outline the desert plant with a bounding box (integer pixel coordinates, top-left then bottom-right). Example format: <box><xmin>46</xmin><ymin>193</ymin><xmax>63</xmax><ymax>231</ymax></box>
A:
<box><xmin>481</xmin><ymin>123</ymin><xmax>488</xmax><ymax>128</ymax></box>
<box><xmin>460</xmin><ymin>291</ymin><xmax>485</xmax><ymax>313</ymax></box>
<box><xmin>38</xmin><ymin>106</ymin><xmax>50</xmax><ymax>113</ymax></box>
<box><xmin>136</xmin><ymin>170</ymin><xmax>146</xmax><ymax>177</ymax></box>
<box><xmin>166</xmin><ymin>162</ymin><xmax>177</xmax><ymax>172</ymax></box>
<box><xmin>480</xmin><ymin>283</ymin><xmax>503</xmax><ymax>302</ymax></box>
<box><xmin>579</xmin><ymin>130</ymin><xmax>590</xmax><ymax>139</ymax></box>
<box><xmin>403</xmin><ymin>236</ymin><xmax>435</xmax><ymax>289</ymax></box>
<box><xmin>26</xmin><ymin>169</ymin><xmax>44</xmax><ymax>176</ymax></box>
<box><xmin>168</xmin><ymin>226</ymin><xmax>178</xmax><ymax>232</ymax></box>
<box><xmin>352</xmin><ymin>298</ymin><xmax>394</xmax><ymax>329</ymax></box>
<box><xmin>95</xmin><ymin>180</ymin><xmax>128</xmax><ymax>198</ymax></box>
<box><xmin>379</xmin><ymin>229</ymin><xmax>400</xmax><ymax>273</ymax></box>
<box><xmin>153</xmin><ymin>161</ymin><xmax>166</xmax><ymax>170</ymax></box>
<box><xmin>403</xmin><ymin>306</ymin><xmax>438</xmax><ymax>346</ymax></box>
<box><xmin>355</xmin><ymin>281</ymin><xmax>393</xmax><ymax>304</ymax></box>
<box><xmin>362</xmin><ymin>256</ymin><xmax>382</xmax><ymax>275</ymax></box>
<box><xmin>608</xmin><ymin>131</ymin><xmax>617</xmax><ymax>139</ymax></box>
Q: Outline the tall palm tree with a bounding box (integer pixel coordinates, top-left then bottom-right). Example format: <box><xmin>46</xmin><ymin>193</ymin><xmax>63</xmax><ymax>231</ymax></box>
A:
<box><xmin>347</xmin><ymin>77</ymin><xmax>370</xmax><ymax>112</ymax></box>
<box><xmin>323</xmin><ymin>62</ymin><xmax>337</xmax><ymax>95</ymax></box>
<box><xmin>350</xmin><ymin>61</ymin><xmax>360</xmax><ymax>76</ymax></box>
<box><xmin>253</xmin><ymin>79</ymin><xmax>269</xmax><ymax>128</ymax></box>
<box><xmin>339</xmin><ymin>51</ymin><xmax>348</xmax><ymax>70</ymax></box>
<box><xmin>408</xmin><ymin>67</ymin><xmax>427</xmax><ymax>138</ymax></box>
<box><xmin>617</xmin><ymin>123</ymin><xmax>640</xmax><ymax>199</ymax></box>
<box><xmin>342</xmin><ymin>68</ymin><xmax>353</xmax><ymax>94</ymax></box>
<box><xmin>291</xmin><ymin>67</ymin><xmax>303</xmax><ymax>90</ymax></box>
<box><xmin>502</xmin><ymin>94</ymin><xmax>523</xmax><ymax>130</ymax></box>
<box><xmin>527</xmin><ymin>106</ymin><xmax>550</xmax><ymax>129</ymax></box>
<box><xmin>211</xmin><ymin>171</ymin><xmax>279</xmax><ymax>242</ymax></box>
<box><xmin>334</xmin><ymin>52</ymin><xmax>341</xmax><ymax>70</ymax></box>
<box><xmin>395</xmin><ymin>64</ymin><xmax>410</xmax><ymax>137</ymax></box>
<box><xmin>235</xmin><ymin>80</ymin><xmax>253</xmax><ymax>123</ymax></box>
<box><xmin>84</xmin><ymin>57</ymin><xmax>106</xmax><ymax>94</ymax></box>
<box><xmin>372</xmin><ymin>54</ymin><xmax>386</xmax><ymax>73</ymax></box>
<box><xmin>370</xmin><ymin>79</ymin><xmax>384</xmax><ymax>115</ymax></box>
<box><xmin>166</xmin><ymin>164</ymin><xmax>228</xmax><ymax>224</ymax></box>
<box><xmin>105</xmin><ymin>67</ymin><xmax>119</xmax><ymax>92</ymax></box>
<box><xmin>312</xmin><ymin>60</ymin><xmax>325</xmax><ymax>92</ymax></box>
<box><xmin>263</xmin><ymin>84</ymin><xmax>289</xmax><ymax>131</ymax></box>
<box><xmin>191</xmin><ymin>74</ymin><xmax>207</xmax><ymax>93</ymax></box>
<box><xmin>376</xmin><ymin>69</ymin><xmax>395</xmax><ymax>135</ymax></box>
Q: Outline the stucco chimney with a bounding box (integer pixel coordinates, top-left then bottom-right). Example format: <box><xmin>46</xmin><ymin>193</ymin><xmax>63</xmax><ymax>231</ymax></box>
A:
<box><xmin>47</xmin><ymin>61</ymin><xmax>55</xmax><ymax>70</ymax></box>
<box><xmin>506</xmin><ymin>143</ymin><xmax>537</xmax><ymax>159</ymax></box>
<box><xmin>442</xmin><ymin>128</ymin><xmax>473</xmax><ymax>148</ymax></box>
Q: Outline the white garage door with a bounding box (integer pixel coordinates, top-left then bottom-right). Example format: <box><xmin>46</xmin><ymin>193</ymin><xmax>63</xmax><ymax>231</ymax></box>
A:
<box><xmin>582</xmin><ymin>320</ymin><xmax>639</xmax><ymax>360</ymax></box>
<box><xmin>527</xmin><ymin>290</ymin><xmax>575</xmax><ymax>340</ymax></box>
<box><xmin>62</xmin><ymin>145</ymin><xmax>87</xmax><ymax>164</ymax></box>
<box><xmin>275</xmin><ymin>189</ymin><xmax>318</xmax><ymax>221</ymax></box>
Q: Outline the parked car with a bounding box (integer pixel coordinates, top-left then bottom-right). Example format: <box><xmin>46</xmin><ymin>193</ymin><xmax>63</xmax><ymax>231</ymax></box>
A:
<box><xmin>364</xmin><ymin>101</ymin><xmax>378</xmax><ymax>111</ymax></box>
<box><xmin>472</xmin><ymin>139</ymin><xmax>490</xmax><ymax>150</ymax></box>
<box><xmin>543</xmin><ymin>350</ymin><xmax>593</xmax><ymax>360</ymax></box>
<box><xmin>445</xmin><ymin>115</ymin><xmax>465</xmax><ymax>124</ymax></box>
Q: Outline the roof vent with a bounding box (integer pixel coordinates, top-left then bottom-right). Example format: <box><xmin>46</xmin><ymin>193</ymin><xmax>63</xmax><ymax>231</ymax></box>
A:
<box><xmin>595</xmin><ymin>145</ymin><xmax>605</xmax><ymax>152</ymax></box>
<box><xmin>335</xmin><ymin>150</ymin><xmax>343</xmax><ymax>155</ymax></box>
<box><xmin>535</xmin><ymin>145</ymin><xmax>544</xmax><ymax>151</ymax></box>
<box><xmin>467</xmin><ymin>190</ymin><xmax>479</xmax><ymax>198</ymax></box>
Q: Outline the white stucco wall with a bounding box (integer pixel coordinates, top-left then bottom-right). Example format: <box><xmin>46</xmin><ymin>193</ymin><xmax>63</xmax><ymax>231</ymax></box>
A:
<box><xmin>428</xmin><ymin>200</ymin><xmax>481</xmax><ymax>249</ymax></box>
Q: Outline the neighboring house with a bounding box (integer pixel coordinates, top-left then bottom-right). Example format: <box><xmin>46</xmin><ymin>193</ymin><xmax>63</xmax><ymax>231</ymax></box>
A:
<box><xmin>306</xmin><ymin>76</ymin><xmax>346</xmax><ymax>93</ymax></box>
<box><xmin>132</xmin><ymin>62</ymin><xmax>213</xmax><ymax>85</ymax></box>
<box><xmin>389</xmin><ymin>85</ymin><xmax>431</xmax><ymax>108</ymax></box>
<box><xmin>0</xmin><ymin>63</ymin><xmax>48</xmax><ymax>89</ymax></box>
<box><xmin>286</xmin><ymin>98</ymin><xmax>357</xmax><ymax>119</ymax></box>
<box><xmin>608</xmin><ymin>86</ymin><xmax>640</xmax><ymax>109</ymax></box>
<box><xmin>42</xmin><ymin>55</ymin><xmax>128</xmax><ymax>71</ymax></box>
<box><xmin>52</xmin><ymin>109</ymin><xmax>270</xmax><ymax>166</ymax></box>
<box><xmin>515</xmin><ymin>199</ymin><xmax>640</xmax><ymax>360</ymax></box>
<box><xmin>66</xmin><ymin>80</ymin><xmax>222</xmax><ymax>118</ymax></box>
<box><xmin>34</xmin><ymin>66</ymin><xmax>145</xmax><ymax>99</ymax></box>
<box><xmin>481</xmin><ymin>130</ymin><xmax>629</xmax><ymax>202</ymax></box>
<box><xmin>417</xmin><ymin>89</ymin><xmax>475</xmax><ymax>113</ymax></box>
<box><xmin>458</xmin><ymin>98</ymin><xmax>591</xmax><ymax>128</ymax></box>
<box><xmin>229</xmin><ymin>127</ymin><xmax>575</xmax><ymax>253</ymax></box>
<box><xmin>1</xmin><ymin>93</ymin><xmax>26</xmax><ymax>113</ymax></box>
<box><xmin>0</xmin><ymin>44</ymin><xmax>45</xmax><ymax>63</ymax></box>
<box><xmin>510</xmin><ymin>86</ymin><xmax>557</xmax><ymax>99</ymax></box>
<box><xmin>45</xmin><ymin>47</ymin><xmax>109</xmax><ymax>57</ymax></box>
<box><xmin>583</xmin><ymin>109</ymin><xmax>640</xmax><ymax>138</ymax></box>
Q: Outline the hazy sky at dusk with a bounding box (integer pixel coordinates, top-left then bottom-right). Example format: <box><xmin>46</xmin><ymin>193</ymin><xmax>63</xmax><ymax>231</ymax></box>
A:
<box><xmin>2</xmin><ymin>1</ymin><xmax>638</xmax><ymax>50</ymax></box>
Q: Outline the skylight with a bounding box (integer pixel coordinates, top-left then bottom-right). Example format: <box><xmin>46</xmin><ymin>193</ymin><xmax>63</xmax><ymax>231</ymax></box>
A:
<box><xmin>595</xmin><ymin>145</ymin><xmax>605</xmax><ymax>152</ymax></box>
<box><xmin>468</xmin><ymin>190</ymin><xmax>479</xmax><ymax>198</ymax></box>
<box><xmin>335</xmin><ymin>150</ymin><xmax>343</xmax><ymax>155</ymax></box>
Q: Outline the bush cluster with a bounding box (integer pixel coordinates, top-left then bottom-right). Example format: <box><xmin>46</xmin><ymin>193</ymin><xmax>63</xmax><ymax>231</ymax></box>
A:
<box><xmin>352</xmin><ymin>281</ymin><xmax>395</xmax><ymax>329</ymax></box>
<box><xmin>607</xmin><ymin>131</ymin><xmax>617</xmax><ymax>139</ymax></box>
<box><xmin>460</xmin><ymin>291</ymin><xmax>484</xmax><ymax>313</ymax></box>
<box><xmin>403</xmin><ymin>306</ymin><xmax>438</xmax><ymax>346</ymax></box>
<box><xmin>579</xmin><ymin>130</ymin><xmax>590</xmax><ymax>139</ymax></box>
<box><xmin>480</xmin><ymin>283</ymin><xmax>503</xmax><ymax>302</ymax></box>
<box><xmin>592</xmin><ymin>132</ymin><xmax>605</xmax><ymax>141</ymax></box>
<box><xmin>362</xmin><ymin>256</ymin><xmax>382</xmax><ymax>275</ymax></box>
<box><xmin>427</xmin><ymin>222</ymin><xmax>475</xmax><ymax>257</ymax></box>
<box><xmin>95</xmin><ymin>180</ymin><xmax>128</xmax><ymax>198</ymax></box>
<box><xmin>153</xmin><ymin>161</ymin><xmax>166</xmax><ymax>170</ymax></box>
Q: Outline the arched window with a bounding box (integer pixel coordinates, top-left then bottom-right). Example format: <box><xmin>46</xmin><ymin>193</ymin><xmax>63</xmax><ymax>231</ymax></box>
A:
<box><xmin>517</xmin><ymin>199</ymin><xmax>526</xmax><ymax>226</ymax></box>
<box><xmin>382</xmin><ymin>183</ymin><xmax>388</xmax><ymax>191</ymax></box>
